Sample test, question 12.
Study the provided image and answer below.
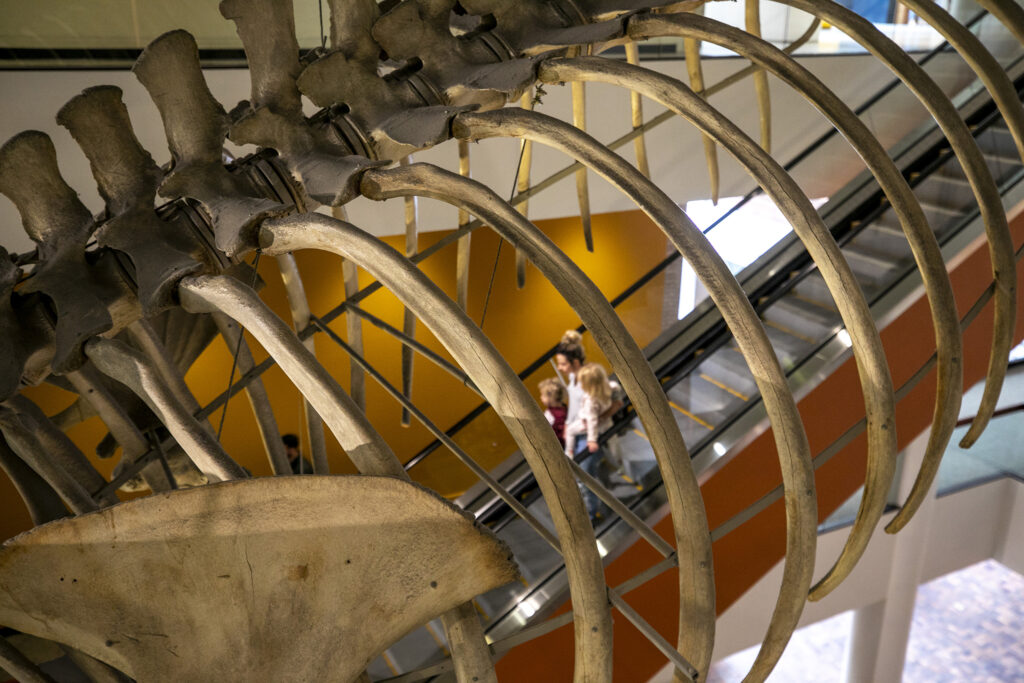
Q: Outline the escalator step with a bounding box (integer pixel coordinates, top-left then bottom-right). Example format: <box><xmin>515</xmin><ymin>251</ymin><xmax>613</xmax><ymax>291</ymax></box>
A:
<box><xmin>980</xmin><ymin>152</ymin><xmax>1023</xmax><ymax>184</ymax></box>
<box><xmin>975</xmin><ymin>124</ymin><xmax>1016</xmax><ymax>158</ymax></box>
<box><xmin>916</xmin><ymin>199</ymin><xmax>968</xmax><ymax>216</ymax></box>
<box><xmin>697</xmin><ymin>347</ymin><xmax>758</xmax><ymax>400</ymax></box>
<box><xmin>667</xmin><ymin>373</ymin><xmax>745</xmax><ymax>427</ymax></box>
<box><xmin>762</xmin><ymin>294</ymin><xmax>840</xmax><ymax>341</ymax></box>
<box><xmin>849</xmin><ymin>221</ymin><xmax>914</xmax><ymax>260</ymax></box>
<box><xmin>763</xmin><ymin>324</ymin><xmax>814</xmax><ymax>370</ymax></box>
<box><xmin>913</xmin><ymin>173</ymin><xmax>980</xmax><ymax>211</ymax></box>
<box><xmin>792</xmin><ymin>270</ymin><xmax>835</xmax><ymax>307</ymax></box>
<box><xmin>840</xmin><ymin>245</ymin><xmax>904</xmax><ymax>288</ymax></box>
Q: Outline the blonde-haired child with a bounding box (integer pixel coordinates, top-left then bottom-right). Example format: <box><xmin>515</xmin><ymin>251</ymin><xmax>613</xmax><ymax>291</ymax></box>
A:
<box><xmin>538</xmin><ymin>377</ymin><xmax>568</xmax><ymax>447</ymax></box>
<box><xmin>562</xmin><ymin>363</ymin><xmax>625</xmax><ymax>520</ymax></box>
<box><xmin>563</xmin><ymin>363</ymin><xmax>622</xmax><ymax>458</ymax></box>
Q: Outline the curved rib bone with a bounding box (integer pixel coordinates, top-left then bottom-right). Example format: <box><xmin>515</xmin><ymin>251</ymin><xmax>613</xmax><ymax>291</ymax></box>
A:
<box><xmin>536</xmin><ymin>57</ymin><xmax>898</xmax><ymax>614</ymax></box>
<box><xmin>84</xmin><ymin>338</ymin><xmax>247</xmax><ymax>482</ymax></box>
<box><xmin>627</xmin><ymin>8</ymin><xmax>963</xmax><ymax>595</ymax></box>
<box><xmin>453</xmin><ymin>107</ymin><xmax>818</xmax><ymax>680</ymax></box>
<box><xmin>679</xmin><ymin>2</ymin><xmax>720</xmax><ymax>205</ymax></box>
<box><xmin>65</xmin><ymin>366</ymin><xmax>174</xmax><ymax>493</ymax></box>
<box><xmin>514</xmin><ymin>89</ymin><xmax>535</xmax><ymax>289</ymax></box>
<box><xmin>360</xmin><ymin>162</ymin><xmax>716</xmax><ymax>678</ymax></box>
<box><xmin>623</xmin><ymin>41</ymin><xmax>652</xmax><ymax>178</ymax></box>
<box><xmin>274</xmin><ymin>254</ymin><xmax>329</xmax><ymax>473</ymax></box>
<box><xmin>116</xmin><ymin>321</ymin><xmax>211</xmax><ymax>489</ymax></box>
<box><xmin>0</xmin><ymin>433</ymin><xmax>70</xmax><ymax>526</ymax></box>
<box><xmin>567</xmin><ymin>47</ymin><xmax>595</xmax><ymax>253</ymax></box>
<box><xmin>682</xmin><ymin>33</ymin><xmax>720</xmax><ymax>204</ymax></box>
<box><xmin>974</xmin><ymin>0</ymin><xmax>1024</xmax><ymax>47</ymax></box>
<box><xmin>330</xmin><ymin>206</ymin><xmax>368</xmax><ymax>411</ymax></box>
<box><xmin>0</xmin><ymin>396</ymin><xmax>110</xmax><ymax>513</ymax></box>
<box><xmin>186</xmin><ymin>267</ymin><xmax>492</xmax><ymax>680</ymax></box>
<box><xmin>124</xmin><ymin>320</ymin><xmax>202</xmax><ymax>418</ymax></box>
<box><xmin>178</xmin><ymin>275</ymin><xmax>405</xmax><ymax>479</ymax></box>
<box><xmin>772</xmin><ymin>0</ymin><xmax>1014</xmax><ymax>500</ymax></box>
<box><xmin>259</xmin><ymin>213</ymin><xmax>614</xmax><ymax>683</ymax></box>
<box><xmin>893</xmin><ymin>0</ymin><xmax>1024</xmax><ymax>455</ymax></box>
<box><xmin>745</xmin><ymin>0</ymin><xmax>771</xmax><ymax>153</ymax></box>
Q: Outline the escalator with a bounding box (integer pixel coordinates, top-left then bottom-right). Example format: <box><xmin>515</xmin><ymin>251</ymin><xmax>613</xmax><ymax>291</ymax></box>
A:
<box><xmin>367</xmin><ymin>13</ymin><xmax>1024</xmax><ymax>681</ymax></box>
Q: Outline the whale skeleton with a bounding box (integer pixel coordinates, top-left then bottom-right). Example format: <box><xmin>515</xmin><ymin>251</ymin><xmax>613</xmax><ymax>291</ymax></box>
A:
<box><xmin>0</xmin><ymin>0</ymin><xmax>1021</xmax><ymax>681</ymax></box>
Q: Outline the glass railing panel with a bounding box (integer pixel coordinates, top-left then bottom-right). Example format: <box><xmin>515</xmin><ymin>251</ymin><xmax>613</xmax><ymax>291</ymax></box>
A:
<box><xmin>936</xmin><ymin>364</ymin><xmax>1024</xmax><ymax>496</ymax></box>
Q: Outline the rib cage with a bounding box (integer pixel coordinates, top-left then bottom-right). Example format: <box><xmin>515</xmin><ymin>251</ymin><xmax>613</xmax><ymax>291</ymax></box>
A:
<box><xmin>0</xmin><ymin>1</ymin><xmax>1020</xmax><ymax>681</ymax></box>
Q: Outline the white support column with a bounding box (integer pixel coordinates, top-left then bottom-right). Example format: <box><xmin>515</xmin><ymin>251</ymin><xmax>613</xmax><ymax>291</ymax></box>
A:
<box><xmin>843</xmin><ymin>427</ymin><xmax>938</xmax><ymax>683</ymax></box>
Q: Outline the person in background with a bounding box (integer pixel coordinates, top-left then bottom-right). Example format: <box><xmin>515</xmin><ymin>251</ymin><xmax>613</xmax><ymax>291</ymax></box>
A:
<box><xmin>553</xmin><ymin>330</ymin><xmax>587</xmax><ymax>432</ymax></box>
<box><xmin>538</xmin><ymin>378</ymin><xmax>568</xmax><ymax>448</ymax></box>
<box><xmin>282</xmin><ymin>433</ymin><xmax>313</xmax><ymax>475</ymax></box>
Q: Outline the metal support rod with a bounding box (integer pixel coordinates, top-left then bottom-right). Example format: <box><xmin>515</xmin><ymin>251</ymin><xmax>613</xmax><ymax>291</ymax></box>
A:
<box><xmin>400</xmin><ymin>156</ymin><xmax>418</xmax><ymax>428</ymax></box>
<box><xmin>92</xmin><ymin>448</ymin><xmax>161</xmax><ymax>501</ymax></box>
<box><xmin>211</xmin><ymin>312</ymin><xmax>292</xmax><ymax>475</ymax></box>
<box><xmin>345</xmin><ymin>304</ymin><xmax>483</xmax><ymax>398</ymax></box>
<box><xmin>608</xmin><ymin>591</ymin><xmax>698</xmax><ymax>682</ymax></box>
<box><xmin>456</xmin><ymin>139</ymin><xmax>474</xmax><ymax>307</ymax></box>
<box><xmin>514</xmin><ymin>88</ymin><xmax>534</xmax><ymax>289</ymax></box>
<box><xmin>65</xmin><ymin>366</ymin><xmax>174</xmax><ymax>493</ymax></box>
<box><xmin>311</xmin><ymin>315</ymin><xmax>561</xmax><ymax>551</ymax></box>
<box><xmin>566</xmin><ymin>455</ymin><xmax>675</xmax><ymax>558</ymax></box>
<box><xmin>149</xmin><ymin>431</ymin><xmax>179</xmax><ymax>490</ymax></box>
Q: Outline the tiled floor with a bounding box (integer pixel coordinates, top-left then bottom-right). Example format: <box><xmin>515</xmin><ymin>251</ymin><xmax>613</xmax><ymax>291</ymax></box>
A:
<box><xmin>694</xmin><ymin>559</ymin><xmax>1024</xmax><ymax>682</ymax></box>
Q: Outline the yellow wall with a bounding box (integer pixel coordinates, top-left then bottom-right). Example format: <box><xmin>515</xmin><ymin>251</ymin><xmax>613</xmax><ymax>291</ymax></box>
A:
<box><xmin>0</xmin><ymin>208</ymin><xmax>669</xmax><ymax>540</ymax></box>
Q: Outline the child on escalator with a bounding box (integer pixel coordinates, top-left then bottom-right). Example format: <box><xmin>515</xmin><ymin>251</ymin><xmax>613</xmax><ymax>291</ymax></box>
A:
<box><xmin>538</xmin><ymin>377</ymin><xmax>568</xmax><ymax>448</ymax></box>
<box><xmin>562</xmin><ymin>363</ymin><xmax>625</xmax><ymax>521</ymax></box>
